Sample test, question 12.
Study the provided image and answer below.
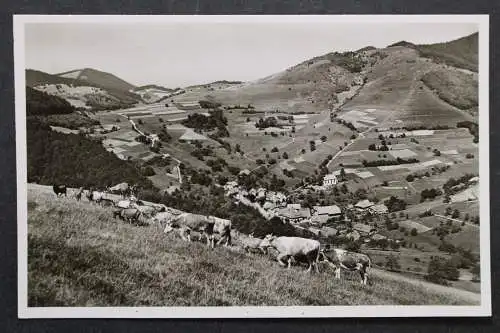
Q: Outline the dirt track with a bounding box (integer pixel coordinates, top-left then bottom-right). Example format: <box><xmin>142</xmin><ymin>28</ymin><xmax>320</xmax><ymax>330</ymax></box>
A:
<box><xmin>371</xmin><ymin>268</ymin><xmax>481</xmax><ymax>304</ymax></box>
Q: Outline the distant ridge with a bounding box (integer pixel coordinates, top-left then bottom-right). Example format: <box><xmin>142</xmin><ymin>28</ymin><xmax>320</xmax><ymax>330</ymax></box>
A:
<box><xmin>56</xmin><ymin>68</ymin><xmax>136</xmax><ymax>92</ymax></box>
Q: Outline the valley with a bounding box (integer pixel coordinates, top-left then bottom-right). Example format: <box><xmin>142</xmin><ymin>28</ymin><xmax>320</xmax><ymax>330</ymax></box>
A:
<box><xmin>25</xmin><ymin>31</ymin><xmax>482</xmax><ymax>304</ymax></box>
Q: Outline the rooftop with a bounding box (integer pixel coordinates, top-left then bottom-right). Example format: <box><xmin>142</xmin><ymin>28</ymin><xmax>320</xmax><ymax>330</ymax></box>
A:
<box><xmin>313</xmin><ymin>205</ymin><xmax>341</xmax><ymax>216</ymax></box>
<box><xmin>354</xmin><ymin>199</ymin><xmax>375</xmax><ymax>209</ymax></box>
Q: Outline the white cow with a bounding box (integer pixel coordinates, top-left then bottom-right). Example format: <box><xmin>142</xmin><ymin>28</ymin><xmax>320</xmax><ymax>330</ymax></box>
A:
<box><xmin>86</xmin><ymin>190</ymin><xmax>106</xmax><ymax>203</ymax></box>
<box><xmin>319</xmin><ymin>247</ymin><xmax>372</xmax><ymax>285</ymax></box>
<box><xmin>164</xmin><ymin>213</ymin><xmax>216</xmax><ymax>248</ymax></box>
<box><xmin>262</xmin><ymin>235</ymin><xmax>321</xmax><ymax>273</ymax></box>
<box><xmin>116</xmin><ymin>200</ymin><xmax>132</xmax><ymax>209</ymax></box>
<box><xmin>151</xmin><ymin>211</ymin><xmax>176</xmax><ymax>229</ymax></box>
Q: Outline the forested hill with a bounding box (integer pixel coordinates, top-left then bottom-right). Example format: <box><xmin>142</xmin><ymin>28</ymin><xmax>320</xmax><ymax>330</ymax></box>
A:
<box><xmin>26</xmin><ymin>86</ymin><xmax>155</xmax><ymax>191</ymax></box>
<box><xmin>27</xmin><ymin>119</ymin><xmax>155</xmax><ymax>191</ymax></box>
<box><xmin>26</xmin><ymin>86</ymin><xmax>75</xmax><ymax>116</ymax></box>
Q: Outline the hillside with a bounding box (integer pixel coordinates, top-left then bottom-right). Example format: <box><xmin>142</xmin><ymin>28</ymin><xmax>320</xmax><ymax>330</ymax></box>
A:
<box><xmin>57</xmin><ymin>68</ymin><xmax>136</xmax><ymax>92</ymax></box>
<box><xmin>27</xmin><ymin>185</ymin><xmax>479</xmax><ymax>306</ymax></box>
<box><xmin>26</xmin><ymin>69</ymin><xmax>142</xmax><ymax>110</ymax></box>
<box><xmin>417</xmin><ymin>32</ymin><xmax>478</xmax><ymax>72</ymax></box>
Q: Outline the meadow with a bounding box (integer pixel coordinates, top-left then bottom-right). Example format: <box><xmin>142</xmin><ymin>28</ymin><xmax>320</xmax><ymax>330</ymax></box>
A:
<box><xmin>27</xmin><ymin>186</ymin><xmax>479</xmax><ymax>306</ymax></box>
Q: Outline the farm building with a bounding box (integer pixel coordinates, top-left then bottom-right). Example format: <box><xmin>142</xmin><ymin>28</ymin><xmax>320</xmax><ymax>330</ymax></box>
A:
<box><xmin>468</xmin><ymin>176</ymin><xmax>479</xmax><ymax>184</ymax></box>
<box><xmin>312</xmin><ymin>205</ymin><xmax>342</xmax><ymax>223</ymax></box>
<box><xmin>320</xmin><ymin>226</ymin><xmax>338</xmax><ymax>237</ymax></box>
<box><xmin>179</xmin><ymin>129</ymin><xmax>208</xmax><ymax>142</ymax></box>
<box><xmin>277</xmin><ymin>205</ymin><xmax>311</xmax><ymax>224</ymax></box>
<box><xmin>371</xmin><ymin>234</ymin><xmax>387</xmax><ymax>241</ymax></box>
<box><xmin>352</xmin><ymin>223</ymin><xmax>375</xmax><ymax>236</ymax></box>
<box><xmin>310</xmin><ymin>215</ymin><xmax>330</xmax><ymax>225</ymax></box>
<box><xmin>239</xmin><ymin>169</ymin><xmax>251</xmax><ymax>176</ymax></box>
<box><xmin>174</xmin><ymin>101</ymin><xmax>201</xmax><ymax>110</ymax></box>
<box><xmin>322</xmin><ymin>173</ymin><xmax>339</xmax><ymax>187</ymax></box>
<box><xmin>368</xmin><ymin>203</ymin><xmax>389</xmax><ymax>215</ymax></box>
<box><xmin>354</xmin><ymin>199</ymin><xmax>375</xmax><ymax>212</ymax></box>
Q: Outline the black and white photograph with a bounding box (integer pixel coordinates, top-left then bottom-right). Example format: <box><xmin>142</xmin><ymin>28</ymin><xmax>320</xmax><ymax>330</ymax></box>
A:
<box><xmin>14</xmin><ymin>15</ymin><xmax>490</xmax><ymax>318</ymax></box>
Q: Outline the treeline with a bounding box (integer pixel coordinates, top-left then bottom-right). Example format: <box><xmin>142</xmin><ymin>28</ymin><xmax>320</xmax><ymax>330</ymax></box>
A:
<box><xmin>182</xmin><ymin>110</ymin><xmax>229</xmax><ymax>137</ymax></box>
<box><xmin>362</xmin><ymin>157</ymin><xmax>419</xmax><ymax>167</ymax></box>
<box><xmin>457</xmin><ymin>121</ymin><xmax>479</xmax><ymax>143</ymax></box>
<box><xmin>27</xmin><ymin>118</ymin><xmax>154</xmax><ymax>190</ymax></box>
<box><xmin>26</xmin><ymin>86</ymin><xmax>75</xmax><ymax>116</ymax></box>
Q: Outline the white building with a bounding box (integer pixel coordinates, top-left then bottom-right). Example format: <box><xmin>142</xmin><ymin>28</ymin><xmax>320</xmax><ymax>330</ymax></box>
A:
<box><xmin>322</xmin><ymin>174</ymin><xmax>339</xmax><ymax>187</ymax></box>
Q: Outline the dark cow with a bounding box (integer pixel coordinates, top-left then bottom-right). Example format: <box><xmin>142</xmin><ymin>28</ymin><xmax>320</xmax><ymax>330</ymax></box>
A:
<box><xmin>319</xmin><ymin>247</ymin><xmax>372</xmax><ymax>285</ymax></box>
<box><xmin>99</xmin><ymin>198</ymin><xmax>116</xmax><ymax>207</ymax></box>
<box><xmin>53</xmin><ymin>185</ymin><xmax>67</xmax><ymax>197</ymax></box>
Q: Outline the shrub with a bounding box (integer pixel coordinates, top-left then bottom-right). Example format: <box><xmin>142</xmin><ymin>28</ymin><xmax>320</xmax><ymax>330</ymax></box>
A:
<box><xmin>425</xmin><ymin>257</ymin><xmax>459</xmax><ymax>285</ymax></box>
<box><xmin>385</xmin><ymin>254</ymin><xmax>401</xmax><ymax>272</ymax></box>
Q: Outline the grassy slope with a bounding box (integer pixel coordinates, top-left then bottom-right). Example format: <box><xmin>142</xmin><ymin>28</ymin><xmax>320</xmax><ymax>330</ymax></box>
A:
<box><xmin>28</xmin><ymin>185</ymin><xmax>477</xmax><ymax>306</ymax></box>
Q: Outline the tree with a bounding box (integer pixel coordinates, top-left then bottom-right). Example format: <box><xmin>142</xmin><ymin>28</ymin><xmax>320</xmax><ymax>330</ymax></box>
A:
<box><xmin>385</xmin><ymin>254</ymin><xmax>401</xmax><ymax>271</ymax></box>
<box><xmin>282</xmin><ymin>152</ymin><xmax>289</xmax><ymax>159</ymax></box>
<box><xmin>340</xmin><ymin>168</ymin><xmax>346</xmax><ymax>181</ymax></box>
<box><xmin>471</xmin><ymin>264</ymin><xmax>480</xmax><ymax>282</ymax></box>
<box><xmin>452</xmin><ymin>209</ymin><xmax>460</xmax><ymax>219</ymax></box>
<box><xmin>301</xmin><ymin>149</ymin><xmax>306</xmax><ymax>154</ymax></box>
<box><xmin>368</xmin><ymin>143</ymin><xmax>377</xmax><ymax>151</ymax></box>
<box><xmin>445</xmin><ymin>207</ymin><xmax>453</xmax><ymax>216</ymax></box>
<box><xmin>426</xmin><ymin>257</ymin><xmax>459</xmax><ymax>285</ymax></box>
<box><xmin>137</xmin><ymin>119</ymin><xmax>144</xmax><ymax>125</ymax></box>
<box><xmin>321</xmin><ymin>135</ymin><xmax>327</xmax><ymax>142</ymax></box>
<box><xmin>271</xmin><ymin>147</ymin><xmax>279</xmax><ymax>153</ymax></box>
<box><xmin>410</xmin><ymin>228</ymin><xmax>418</xmax><ymax>236</ymax></box>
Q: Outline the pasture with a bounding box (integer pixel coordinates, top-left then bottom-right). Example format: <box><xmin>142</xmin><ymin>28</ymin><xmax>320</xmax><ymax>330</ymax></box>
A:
<box><xmin>27</xmin><ymin>185</ymin><xmax>478</xmax><ymax>306</ymax></box>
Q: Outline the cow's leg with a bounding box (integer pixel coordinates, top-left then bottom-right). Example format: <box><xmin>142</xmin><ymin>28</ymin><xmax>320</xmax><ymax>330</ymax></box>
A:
<box><xmin>335</xmin><ymin>267</ymin><xmax>341</xmax><ymax>280</ymax></box>
<box><xmin>287</xmin><ymin>256</ymin><xmax>293</xmax><ymax>269</ymax></box>
<box><xmin>276</xmin><ymin>253</ymin><xmax>288</xmax><ymax>267</ymax></box>
<box><xmin>179</xmin><ymin>228</ymin><xmax>189</xmax><ymax>242</ymax></box>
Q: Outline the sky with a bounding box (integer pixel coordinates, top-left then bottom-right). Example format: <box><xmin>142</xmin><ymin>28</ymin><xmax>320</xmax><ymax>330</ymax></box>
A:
<box><xmin>24</xmin><ymin>21</ymin><xmax>478</xmax><ymax>88</ymax></box>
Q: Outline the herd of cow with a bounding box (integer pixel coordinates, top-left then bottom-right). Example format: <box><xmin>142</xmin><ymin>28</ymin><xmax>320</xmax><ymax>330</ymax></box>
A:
<box><xmin>52</xmin><ymin>183</ymin><xmax>372</xmax><ymax>285</ymax></box>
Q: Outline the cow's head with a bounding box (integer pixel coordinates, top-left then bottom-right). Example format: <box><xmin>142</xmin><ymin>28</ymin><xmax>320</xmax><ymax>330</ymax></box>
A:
<box><xmin>163</xmin><ymin>223</ymin><xmax>174</xmax><ymax>234</ymax></box>
<box><xmin>261</xmin><ymin>234</ymin><xmax>275</xmax><ymax>247</ymax></box>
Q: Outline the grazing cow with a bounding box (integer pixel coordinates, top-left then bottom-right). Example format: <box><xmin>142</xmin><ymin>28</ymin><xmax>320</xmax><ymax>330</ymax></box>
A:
<box><xmin>109</xmin><ymin>182</ymin><xmax>131</xmax><ymax>198</ymax></box>
<box><xmin>236</xmin><ymin>233</ymin><xmax>267</xmax><ymax>254</ymax></box>
<box><xmin>113</xmin><ymin>208</ymin><xmax>142</xmax><ymax>224</ymax></box>
<box><xmin>116</xmin><ymin>200</ymin><xmax>132</xmax><ymax>209</ymax></box>
<box><xmin>53</xmin><ymin>185</ymin><xmax>67</xmax><ymax>197</ymax></box>
<box><xmin>319</xmin><ymin>248</ymin><xmax>372</xmax><ymax>285</ymax></box>
<box><xmin>262</xmin><ymin>235</ymin><xmax>320</xmax><ymax>273</ymax></box>
<box><xmin>135</xmin><ymin>205</ymin><xmax>157</xmax><ymax>218</ymax></box>
<box><xmin>151</xmin><ymin>211</ymin><xmax>175</xmax><ymax>229</ymax></box>
<box><xmin>74</xmin><ymin>187</ymin><xmax>84</xmax><ymax>201</ymax></box>
<box><xmin>209</xmin><ymin>216</ymin><xmax>232</xmax><ymax>246</ymax></box>
<box><xmin>164</xmin><ymin>213</ymin><xmax>216</xmax><ymax>248</ymax></box>
<box><xmin>89</xmin><ymin>190</ymin><xmax>106</xmax><ymax>203</ymax></box>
